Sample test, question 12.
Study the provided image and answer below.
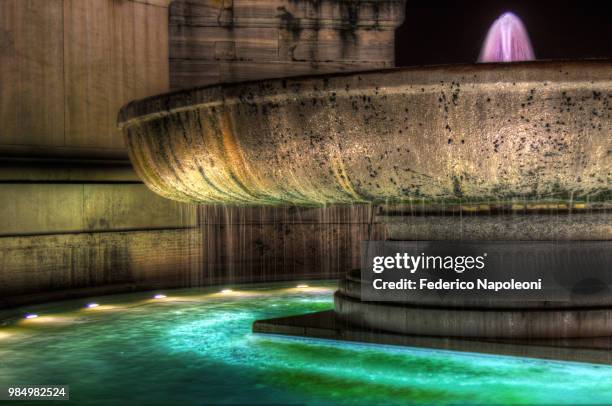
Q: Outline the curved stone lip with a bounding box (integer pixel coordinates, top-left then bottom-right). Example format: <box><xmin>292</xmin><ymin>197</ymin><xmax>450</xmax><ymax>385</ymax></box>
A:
<box><xmin>118</xmin><ymin>58</ymin><xmax>612</xmax><ymax>205</ymax></box>
<box><xmin>118</xmin><ymin>59</ymin><xmax>612</xmax><ymax>129</ymax></box>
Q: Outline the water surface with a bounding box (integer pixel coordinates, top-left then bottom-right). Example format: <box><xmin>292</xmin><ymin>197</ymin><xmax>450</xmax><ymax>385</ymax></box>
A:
<box><xmin>1</xmin><ymin>281</ymin><xmax>611</xmax><ymax>405</ymax></box>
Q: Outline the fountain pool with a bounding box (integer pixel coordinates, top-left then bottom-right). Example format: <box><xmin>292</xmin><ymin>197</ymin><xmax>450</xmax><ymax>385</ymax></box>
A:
<box><xmin>1</xmin><ymin>281</ymin><xmax>611</xmax><ymax>405</ymax></box>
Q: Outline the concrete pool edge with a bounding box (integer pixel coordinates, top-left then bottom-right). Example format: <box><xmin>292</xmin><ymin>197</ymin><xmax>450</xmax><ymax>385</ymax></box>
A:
<box><xmin>253</xmin><ymin>310</ymin><xmax>612</xmax><ymax>366</ymax></box>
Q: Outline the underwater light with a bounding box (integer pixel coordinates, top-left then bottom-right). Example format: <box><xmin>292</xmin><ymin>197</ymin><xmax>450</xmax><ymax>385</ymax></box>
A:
<box><xmin>87</xmin><ymin>303</ymin><xmax>99</xmax><ymax>308</ymax></box>
<box><xmin>221</xmin><ymin>289</ymin><xmax>233</xmax><ymax>294</ymax></box>
<box><xmin>24</xmin><ymin>314</ymin><xmax>38</xmax><ymax>319</ymax></box>
<box><xmin>296</xmin><ymin>284</ymin><xmax>309</xmax><ymax>288</ymax></box>
<box><xmin>154</xmin><ymin>294</ymin><xmax>167</xmax><ymax>299</ymax></box>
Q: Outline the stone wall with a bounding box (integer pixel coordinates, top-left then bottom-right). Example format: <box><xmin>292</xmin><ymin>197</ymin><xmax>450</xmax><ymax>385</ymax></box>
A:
<box><xmin>169</xmin><ymin>0</ymin><xmax>405</xmax><ymax>89</ymax></box>
<box><xmin>1</xmin><ymin>0</ymin><xmax>170</xmax><ymax>158</ymax></box>
<box><xmin>0</xmin><ymin>0</ymin><xmax>405</xmax><ymax>307</ymax></box>
<box><xmin>198</xmin><ymin>205</ymin><xmax>386</xmax><ymax>285</ymax></box>
<box><xmin>0</xmin><ymin>0</ymin><xmax>203</xmax><ymax>307</ymax></box>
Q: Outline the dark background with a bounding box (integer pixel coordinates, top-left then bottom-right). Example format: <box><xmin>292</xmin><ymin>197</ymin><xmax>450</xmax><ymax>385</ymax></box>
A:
<box><xmin>396</xmin><ymin>0</ymin><xmax>612</xmax><ymax>66</ymax></box>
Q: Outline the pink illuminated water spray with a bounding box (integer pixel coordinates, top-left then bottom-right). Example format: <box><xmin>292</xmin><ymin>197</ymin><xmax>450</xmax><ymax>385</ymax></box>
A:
<box><xmin>479</xmin><ymin>12</ymin><xmax>535</xmax><ymax>62</ymax></box>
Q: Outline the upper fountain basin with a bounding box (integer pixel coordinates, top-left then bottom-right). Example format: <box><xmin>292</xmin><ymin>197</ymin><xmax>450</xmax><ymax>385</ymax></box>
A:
<box><xmin>118</xmin><ymin>61</ymin><xmax>611</xmax><ymax>206</ymax></box>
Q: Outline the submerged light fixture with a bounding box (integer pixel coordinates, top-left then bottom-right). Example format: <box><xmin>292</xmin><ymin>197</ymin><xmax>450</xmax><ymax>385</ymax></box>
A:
<box><xmin>479</xmin><ymin>12</ymin><xmax>535</xmax><ymax>62</ymax></box>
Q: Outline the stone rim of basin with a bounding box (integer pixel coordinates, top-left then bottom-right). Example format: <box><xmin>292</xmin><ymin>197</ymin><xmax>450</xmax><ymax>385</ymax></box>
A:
<box><xmin>118</xmin><ymin>60</ymin><xmax>611</xmax><ymax>206</ymax></box>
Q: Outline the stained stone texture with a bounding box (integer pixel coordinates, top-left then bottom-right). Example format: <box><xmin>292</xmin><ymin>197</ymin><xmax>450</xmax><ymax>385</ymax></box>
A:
<box><xmin>334</xmin><ymin>291</ymin><xmax>612</xmax><ymax>339</ymax></box>
<box><xmin>169</xmin><ymin>0</ymin><xmax>406</xmax><ymax>89</ymax></box>
<box><xmin>0</xmin><ymin>229</ymin><xmax>203</xmax><ymax>308</ymax></box>
<box><xmin>198</xmin><ymin>204</ymin><xmax>386</xmax><ymax>284</ymax></box>
<box><xmin>0</xmin><ymin>0</ymin><xmax>202</xmax><ymax>308</ymax></box>
<box><xmin>0</xmin><ymin>183</ymin><xmax>196</xmax><ymax>236</ymax></box>
<box><xmin>379</xmin><ymin>212</ymin><xmax>612</xmax><ymax>240</ymax></box>
<box><xmin>119</xmin><ymin>61</ymin><xmax>612</xmax><ymax>206</ymax></box>
<box><xmin>0</xmin><ymin>0</ymin><xmax>171</xmax><ymax>158</ymax></box>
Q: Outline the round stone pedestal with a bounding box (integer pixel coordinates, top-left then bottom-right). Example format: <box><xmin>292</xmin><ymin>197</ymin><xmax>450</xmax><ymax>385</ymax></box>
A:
<box><xmin>336</xmin><ymin>209</ymin><xmax>612</xmax><ymax>339</ymax></box>
<box><xmin>335</xmin><ymin>277</ymin><xmax>612</xmax><ymax>339</ymax></box>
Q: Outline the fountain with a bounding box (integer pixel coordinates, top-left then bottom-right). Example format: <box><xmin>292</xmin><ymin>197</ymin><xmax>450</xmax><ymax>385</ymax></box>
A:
<box><xmin>118</xmin><ymin>13</ymin><xmax>611</xmax><ymax>363</ymax></box>
<box><xmin>479</xmin><ymin>12</ymin><xmax>535</xmax><ymax>62</ymax></box>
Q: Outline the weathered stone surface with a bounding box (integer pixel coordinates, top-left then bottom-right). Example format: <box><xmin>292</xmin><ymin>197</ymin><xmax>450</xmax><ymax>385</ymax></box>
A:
<box><xmin>0</xmin><ymin>223</ymin><xmax>369</xmax><ymax>307</ymax></box>
<box><xmin>0</xmin><ymin>0</ymin><xmax>203</xmax><ymax>308</ymax></box>
<box><xmin>335</xmin><ymin>236</ymin><xmax>612</xmax><ymax>338</ymax></box>
<box><xmin>64</xmin><ymin>0</ymin><xmax>170</xmax><ymax>151</ymax></box>
<box><xmin>200</xmin><ymin>222</ymin><xmax>376</xmax><ymax>281</ymax></box>
<box><xmin>169</xmin><ymin>0</ymin><xmax>406</xmax><ymax>89</ymax></box>
<box><xmin>0</xmin><ymin>162</ymin><xmax>139</xmax><ymax>182</ymax></box>
<box><xmin>0</xmin><ymin>229</ymin><xmax>202</xmax><ymax>305</ymax></box>
<box><xmin>379</xmin><ymin>212</ymin><xmax>612</xmax><ymax>240</ymax></box>
<box><xmin>0</xmin><ymin>184</ymin><xmax>86</xmax><ymax>236</ymax></box>
<box><xmin>0</xmin><ymin>0</ymin><xmax>65</xmax><ymax>148</ymax></box>
<box><xmin>0</xmin><ymin>184</ymin><xmax>197</xmax><ymax>236</ymax></box>
<box><xmin>334</xmin><ymin>291</ymin><xmax>612</xmax><ymax>338</ymax></box>
<box><xmin>199</xmin><ymin>203</ymin><xmax>375</xmax><ymax>224</ymax></box>
<box><xmin>120</xmin><ymin>61</ymin><xmax>612</xmax><ymax>206</ymax></box>
<box><xmin>0</xmin><ymin>0</ymin><xmax>171</xmax><ymax>158</ymax></box>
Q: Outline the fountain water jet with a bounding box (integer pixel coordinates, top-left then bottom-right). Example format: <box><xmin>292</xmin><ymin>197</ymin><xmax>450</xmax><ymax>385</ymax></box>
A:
<box><xmin>479</xmin><ymin>12</ymin><xmax>535</xmax><ymax>62</ymax></box>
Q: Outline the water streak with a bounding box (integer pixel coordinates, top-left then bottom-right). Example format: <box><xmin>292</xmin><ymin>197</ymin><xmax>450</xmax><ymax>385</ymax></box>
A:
<box><xmin>479</xmin><ymin>12</ymin><xmax>535</xmax><ymax>62</ymax></box>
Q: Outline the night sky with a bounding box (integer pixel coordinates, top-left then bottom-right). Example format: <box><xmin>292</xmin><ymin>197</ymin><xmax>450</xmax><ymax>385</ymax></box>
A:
<box><xmin>395</xmin><ymin>0</ymin><xmax>612</xmax><ymax>66</ymax></box>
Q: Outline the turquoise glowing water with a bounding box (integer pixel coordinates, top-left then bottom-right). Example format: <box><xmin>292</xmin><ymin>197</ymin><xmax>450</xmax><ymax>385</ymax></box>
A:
<box><xmin>1</xmin><ymin>281</ymin><xmax>611</xmax><ymax>405</ymax></box>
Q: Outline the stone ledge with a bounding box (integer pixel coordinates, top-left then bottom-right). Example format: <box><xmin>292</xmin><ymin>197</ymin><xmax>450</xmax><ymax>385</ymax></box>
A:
<box><xmin>0</xmin><ymin>162</ymin><xmax>138</xmax><ymax>182</ymax></box>
<box><xmin>0</xmin><ymin>183</ymin><xmax>197</xmax><ymax>236</ymax></box>
<box><xmin>170</xmin><ymin>0</ymin><xmax>407</xmax><ymax>29</ymax></box>
<box><xmin>253</xmin><ymin>310</ymin><xmax>612</xmax><ymax>365</ymax></box>
<box><xmin>0</xmin><ymin>228</ymin><xmax>203</xmax><ymax>303</ymax></box>
<box><xmin>378</xmin><ymin>212</ymin><xmax>612</xmax><ymax>241</ymax></box>
<box><xmin>0</xmin><ymin>145</ymin><xmax>129</xmax><ymax>161</ymax></box>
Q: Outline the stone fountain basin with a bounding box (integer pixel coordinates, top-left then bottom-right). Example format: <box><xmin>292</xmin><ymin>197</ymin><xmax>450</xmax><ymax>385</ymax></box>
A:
<box><xmin>118</xmin><ymin>61</ymin><xmax>611</xmax><ymax>206</ymax></box>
